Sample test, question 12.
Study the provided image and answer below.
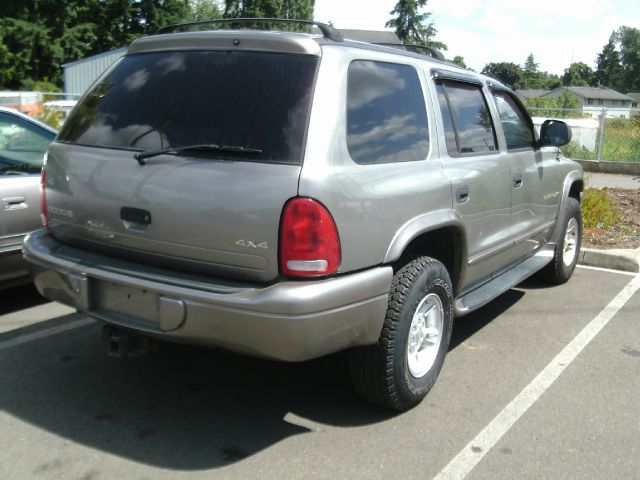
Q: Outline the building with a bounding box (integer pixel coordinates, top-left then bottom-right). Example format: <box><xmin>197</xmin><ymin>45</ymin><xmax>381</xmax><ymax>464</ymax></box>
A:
<box><xmin>543</xmin><ymin>86</ymin><xmax>634</xmax><ymax>119</ymax></box>
<box><xmin>62</xmin><ymin>47</ymin><xmax>127</xmax><ymax>95</ymax></box>
<box><xmin>515</xmin><ymin>89</ymin><xmax>550</xmax><ymax>102</ymax></box>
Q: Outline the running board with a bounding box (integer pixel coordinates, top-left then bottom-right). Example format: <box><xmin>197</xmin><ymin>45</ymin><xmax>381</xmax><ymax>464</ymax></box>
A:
<box><xmin>455</xmin><ymin>248</ymin><xmax>554</xmax><ymax>316</ymax></box>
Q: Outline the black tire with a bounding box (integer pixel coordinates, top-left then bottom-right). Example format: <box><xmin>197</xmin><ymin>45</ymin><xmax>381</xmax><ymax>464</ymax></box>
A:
<box><xmin>348</xmin><ymin>257</ymin><xmax>453</xmax><ymax>411</ymax></box>
<box><xmin>542</xmin><ymin>197</ymin><xmax>582</xmax><ymax>285</ymax></box>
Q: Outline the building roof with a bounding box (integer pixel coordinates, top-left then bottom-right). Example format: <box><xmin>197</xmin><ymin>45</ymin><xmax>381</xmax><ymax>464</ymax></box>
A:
<box><xmin>515</xmin><ymin>89</ymin><xmax>550</xmax><ymax>100</ymax></box>
<box><xmin>626</xmin><ymin>92</ymin><xmax>640</xmax><ymax>100</ymax></box>
<box><xmin>546</xmin><ymin>86</ymin><xmax>633</xmax><ymax>101</ymax></box>
<box><xmin>338</xmin><ymin>29</ymin><xmax>401</xmax><ymax>44</ymax></box>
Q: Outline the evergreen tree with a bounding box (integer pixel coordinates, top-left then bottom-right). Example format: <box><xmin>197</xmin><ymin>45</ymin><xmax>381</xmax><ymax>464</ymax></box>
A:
<box><xmin>618</xmin><ymin>26</ymin><xmax>640</xmax><ymax>92</ymax></box>
<box><xmin>386</xmin><ymin>0</ymin><xmax>446</xmax><ymax>50</ymax></box>
<box><xmin>521</xmin><ymin>53</ymin><xmax>548</xmax><ymax>89</ymax></box>
<box><xmin>594</xmin><ymin>35</ymin><xmax>622</xmax><ymax>88</ymax></box>
<box><xmin>223</xmin><ymin>0</ymin><xmax>313</xmax><ymax>19</ymax></box>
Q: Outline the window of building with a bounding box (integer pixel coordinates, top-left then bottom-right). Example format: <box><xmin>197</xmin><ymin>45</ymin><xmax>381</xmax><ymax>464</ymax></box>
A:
<box><xmin>435</xmin><ymin>80</ymin><xmax>497</xmax><ymax>156</ymax></box>
<box><xmin>598</xmin><ymin>99</ymin><xmax>603</xmax><ymax>105</ymax></box>
<box><xmin>346</xmin><ymin>60</ymin><xmax>429</xmax><ymax>164</ymax></box>
<box><xmin>587</xmin><ymin>98</ymin><xmax>594</xmax><ymax>105</ymax></box>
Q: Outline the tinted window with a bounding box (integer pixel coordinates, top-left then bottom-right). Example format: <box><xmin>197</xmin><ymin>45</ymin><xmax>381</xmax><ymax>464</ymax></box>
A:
<box><xmin>492</xmin><ymin>91</ymin><xmax>534</xmax><ymax>150</ymax></box>
<box><xmin>347</xmin><ymin>61</ymin><xmax>429</xmax><ymax>164</ymax></box>
<box><xmin>0</xmin><ymin>112</ymin><xmax>55</xmax><ymax>175</ymax></box>
<box><xmin>58</xmin><ymin>51</ymin><xmax>318</xmax><ymax>165</ymax></box>
<box><xmin>436</xmin><ymin>80</ymin><xmax>497</xmax><ymax>155</ymax></box>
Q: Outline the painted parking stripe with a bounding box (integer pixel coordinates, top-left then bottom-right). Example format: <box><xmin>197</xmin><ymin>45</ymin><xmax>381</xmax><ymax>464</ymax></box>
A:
<box><xmin>577</xmin><ymin>264</ymin><xmax>637</xmax><ymax>276</ymax></box>
<box><xmin>435</xmin><ymin>273</ymin><xmax>640</xmax><ymax>480</ymax></box>
<box><xmin>0</xmin><ymin>318</ymin><xmax>93</xmax><ymax>352</ymax></box>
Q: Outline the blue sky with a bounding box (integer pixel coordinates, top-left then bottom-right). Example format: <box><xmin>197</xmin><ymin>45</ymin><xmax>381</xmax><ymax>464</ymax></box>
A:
<box><xmin>314</xmin><ymin>0</ymin><xmax>640</xmax><ymax>76</ymax></box>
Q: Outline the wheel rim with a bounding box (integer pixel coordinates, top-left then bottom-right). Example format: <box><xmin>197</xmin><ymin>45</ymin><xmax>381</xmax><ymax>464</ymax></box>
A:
<box><xmin>562</xmin><ymin>217</ymin><xmax>579</xmax><ymax>267</ymax></box>
<box><xmin>407</xmin><ymin>293</ymin><xmax>444</xmax><ymax>378</ymax></box>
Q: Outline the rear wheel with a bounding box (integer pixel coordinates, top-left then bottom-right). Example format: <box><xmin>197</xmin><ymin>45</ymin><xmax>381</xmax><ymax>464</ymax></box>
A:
<box><xmin>349</xmin><ymin>257</ymin><xmax>453</xmax><ymax>411</ymax></box>
<box><xmin>542</xmin><ymin>197</ymin><xmax>582</xmax><ymax>284</ymax></box>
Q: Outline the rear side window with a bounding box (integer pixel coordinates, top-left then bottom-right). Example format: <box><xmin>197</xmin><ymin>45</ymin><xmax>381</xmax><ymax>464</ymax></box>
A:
<box><xmin>58</xmin><ymin>51</ymin><xmax>318</xmax><ymax>165</ymax></box>
<box><xmin>435</xmin><ymin>80</ymin><xmax>497</xmax><ymax>156</ymax></box>
<box><xmin>347</xmin><ymin>61</ymin><xmax>429</xmax><ymax>164</ymax></box>
<box><xmin>492</xmin><ymin>91</ymin><xmax>535</xmax><ymax>150</ymax></box>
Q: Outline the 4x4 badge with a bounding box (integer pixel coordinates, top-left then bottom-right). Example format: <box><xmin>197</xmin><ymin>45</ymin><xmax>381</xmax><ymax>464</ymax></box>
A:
<box><xmin>235</xmin><ymin>239</ymin><xmax>268</xmax><ymax>249</ymax></box>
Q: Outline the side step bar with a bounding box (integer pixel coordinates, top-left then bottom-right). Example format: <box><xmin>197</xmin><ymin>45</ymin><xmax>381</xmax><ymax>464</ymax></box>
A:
<box><xmin>455</xmin><ymin>247</ymin><xmax>554</xmax><ymax>316</ymax></box>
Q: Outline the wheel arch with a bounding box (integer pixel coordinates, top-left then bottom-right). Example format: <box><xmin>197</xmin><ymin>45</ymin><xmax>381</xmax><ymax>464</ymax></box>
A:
<box><xmin>550</xmin><ymin>168</ymin><xmax>584</xmax><ymax>244</ymax></box>
<box><xmin>383</xmin><ymin>210</ymin><xmax>467</xmax><ymax>296</ymax></box>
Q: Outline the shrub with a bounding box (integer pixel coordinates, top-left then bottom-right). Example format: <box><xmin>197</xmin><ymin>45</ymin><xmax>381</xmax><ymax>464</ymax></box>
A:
<box><xmin>581</xmin><ymin>188</ymin><xmax>620</xmax><ymax>229</ymax></box>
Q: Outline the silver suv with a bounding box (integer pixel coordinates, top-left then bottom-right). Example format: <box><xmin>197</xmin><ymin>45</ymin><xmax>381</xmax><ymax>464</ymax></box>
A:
<box><xmin>23</xmin><ymin>20</ymin><xmax>583</xmax><ymax>411</ymax></box>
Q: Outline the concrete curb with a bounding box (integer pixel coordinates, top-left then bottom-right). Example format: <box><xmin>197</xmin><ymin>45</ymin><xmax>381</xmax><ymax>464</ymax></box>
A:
<box><xmin>575</xmin><ymin>159</ymin><xmax>640</xmax><ymax>176</ymax></box>
<box><xmin>579</xmin><ymin>247</ymin><xmax>640</xmax><ymax>273</ymax></box>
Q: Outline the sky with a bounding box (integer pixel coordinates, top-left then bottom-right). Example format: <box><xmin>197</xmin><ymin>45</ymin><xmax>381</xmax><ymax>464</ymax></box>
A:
<box><xmin>313</xmin><ymin>0</ymin><xmax>640</xmax><ymax>75</ymax></box>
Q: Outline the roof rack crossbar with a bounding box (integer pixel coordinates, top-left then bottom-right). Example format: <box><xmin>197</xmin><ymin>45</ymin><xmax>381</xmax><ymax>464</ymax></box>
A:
<box><xmin>157</xmin><ymin>17</ymin><xmax>344</xmax><ymax>42</ymax></box>
<box><xmin>373</xmin><ymin>43</ymin><xmax>446</xmax><ymax>61</ymax></box>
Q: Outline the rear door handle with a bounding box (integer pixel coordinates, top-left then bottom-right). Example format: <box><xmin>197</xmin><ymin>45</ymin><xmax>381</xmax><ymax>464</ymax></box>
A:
<box><xmin>1</xmin><ymin>196</ymin><xmax>27</xmax><ymax>210</ymax></box>
<box><xmin>513</xmin><ymin>174</ymin><xmax>523</xmax><ymax>188</ymax></box>
<box><xmin>456</xmin><ymin>186</ymin><xmax>469</xmax><ymax>203</ymax></box>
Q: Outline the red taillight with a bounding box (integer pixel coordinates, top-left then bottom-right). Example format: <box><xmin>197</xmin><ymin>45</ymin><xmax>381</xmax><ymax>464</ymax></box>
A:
<box><xmin>280</xmin><ymin>197</ymin><xmax>341</xmax><ymax>277</ymax></box>
<box><xmin>40</xmin><ymin>167</ymin><xmax>48</xmax><ymax>228</ymax></box>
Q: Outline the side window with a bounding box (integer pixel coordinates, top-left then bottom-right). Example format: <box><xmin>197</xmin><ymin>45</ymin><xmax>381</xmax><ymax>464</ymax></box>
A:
<box><xmin>435</xmin><ymin>80</ymin><xmax>497</xmax><ymax>155</ymax></box>
<box><xmin>0</xmin><ymin>113</ymin><xmax>54</xmax><ymax>175</ymax></box>
<box><xmin>347</xmin><ymin>60</ymin><xmax>429</xmax><ymax>164</ymax></box>
<box><xmin>492</xmin><ymin>91</ymin><xmax>535</xmax><ymax>150</ymax></box>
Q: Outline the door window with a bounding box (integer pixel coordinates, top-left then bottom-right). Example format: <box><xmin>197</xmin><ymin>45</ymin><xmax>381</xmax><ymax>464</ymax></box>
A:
<box><xmin>492</xmin><ymin>91</ymin><xmax>535</xmax><ymax>150</ymax></box>
<box><xmin>435</xmin><ymin>80</ymin><xmax>497</xmax><ymax>156</ymax></box>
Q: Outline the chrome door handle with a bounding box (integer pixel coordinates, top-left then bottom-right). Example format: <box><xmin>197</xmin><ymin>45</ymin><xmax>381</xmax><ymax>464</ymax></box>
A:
<box><xmin>513</xmin><ymin>174</ymin><xmax>523</xmax><ymax>188</ymax></box>
<box><xmin>456</xmin><ymin>186</ymin><xmax>469</xmax><ymax>203</ymax></box>
<box><xmin>1</xmin><ymin>196</ymin><xmax>27</xmax><ymax>210</ymax></box>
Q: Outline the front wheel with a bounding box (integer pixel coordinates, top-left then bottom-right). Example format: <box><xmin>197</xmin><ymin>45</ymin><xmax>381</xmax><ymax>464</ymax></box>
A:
<box><xmin>349</xmin><ymin>257</ymin><xmax>453</xmax><ymax>411</ymax></box>
<box><xmin>542</xmin><ymin>197</ymin><xmax>582</xmax><ymax>284</ymax></box>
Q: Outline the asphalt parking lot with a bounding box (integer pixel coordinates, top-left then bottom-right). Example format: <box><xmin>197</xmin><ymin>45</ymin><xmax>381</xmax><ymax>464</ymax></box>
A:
<box><xmin>1</xmin><ymin>266</ymin><xmax>639</xmax><ymax>480</ymax></box>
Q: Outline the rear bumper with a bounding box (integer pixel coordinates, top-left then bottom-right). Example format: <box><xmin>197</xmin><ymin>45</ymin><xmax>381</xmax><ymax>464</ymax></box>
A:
<box><xmin>23</xmin><ymin>229</ymin><xmax>392</xmax><ymax>361</ymax></box>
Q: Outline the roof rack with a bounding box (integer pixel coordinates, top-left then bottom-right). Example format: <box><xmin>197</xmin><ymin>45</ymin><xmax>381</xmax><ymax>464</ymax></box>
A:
<box><xmin>157</xmin><ymin>18</ymin><xmax>344</xmax><ymax>42</ymax></box>
<box><xmin>373</xmin><ymin>43</ymin><xmax>446</xmax><ymax>61</ymax></box>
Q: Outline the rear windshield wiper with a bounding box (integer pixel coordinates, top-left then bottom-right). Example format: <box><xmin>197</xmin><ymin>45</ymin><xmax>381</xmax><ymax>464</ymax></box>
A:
<box><xmin>133</xmin><ymin>144</ymin><xmax>262</xmax><ymax>165</ymax></box>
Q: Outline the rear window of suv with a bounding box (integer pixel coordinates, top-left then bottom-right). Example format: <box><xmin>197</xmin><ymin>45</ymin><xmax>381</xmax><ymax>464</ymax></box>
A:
<box><xmin>58</xmin><ymin>51</ymin><xmax>319</xmax><ymax>165</ymax></box>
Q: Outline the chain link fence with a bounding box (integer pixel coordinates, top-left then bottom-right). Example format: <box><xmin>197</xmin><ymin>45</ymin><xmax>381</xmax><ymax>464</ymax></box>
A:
<box><xmin>526</xmin><ymin>107</ymin><xmax>640</xmax><ymax>163</ymax></box>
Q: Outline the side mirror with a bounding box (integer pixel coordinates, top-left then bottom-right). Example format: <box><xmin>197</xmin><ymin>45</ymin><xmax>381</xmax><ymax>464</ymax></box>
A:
<box><xmin>539</xmin><ymin>119</ymin><xmax>572</xmax><ymax>147</ymax></box>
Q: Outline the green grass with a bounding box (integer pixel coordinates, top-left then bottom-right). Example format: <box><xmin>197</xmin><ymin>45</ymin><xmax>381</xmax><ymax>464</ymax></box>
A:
<box><xmin>559</xmin><ymin>118</ymin><xmax>640</xmax><ymax>162</ymax></box>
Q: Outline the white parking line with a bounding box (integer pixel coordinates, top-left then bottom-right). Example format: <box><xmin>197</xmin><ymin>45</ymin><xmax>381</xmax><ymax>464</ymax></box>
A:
<box><xmin>0</xmin><ymin>318</ymin><xmax>93</xmax><ymax>352</ymax></box>
<box><xmin>435</xmin><ymin>273</ymin><xmax>640</xmax><ymax>480</ymax></box>
<box><xmin>577</xmin><ymin>264</ymin><xmax>637</xmax><ymax>276</ymax></box>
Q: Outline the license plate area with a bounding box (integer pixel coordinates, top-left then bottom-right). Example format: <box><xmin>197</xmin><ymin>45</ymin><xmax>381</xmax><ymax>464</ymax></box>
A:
<box><xmin>94</xmin><ymin>282</ymin><xmax>159</xmax><ymax>325</ymax></box>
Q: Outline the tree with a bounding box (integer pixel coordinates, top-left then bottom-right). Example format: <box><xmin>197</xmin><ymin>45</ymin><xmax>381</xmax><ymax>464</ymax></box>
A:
<box><xmin>386</xmin><ymin>0</ymin><xmax>447</xmax><ymax>50</ymax></box>
<box><xmin>524</xmin><ymin>92</ymin><xmax>581</xmax><ymax>118</ymax></box>
<box><xmin>521</xmin><ymin>53</ymin><xmax>547</xmax><ymax>89</ymax></box>
<box><xmin>594</xmin><ymin>35</ymin><xmax>622</xmax><ymax>88</ymax></box>
<box><xmin>562</xmin><ymin>62</ymin><xmax>594</xmax><ymax>87</ymax></box>
<box><xmin>451</xmin><ymin>55</ymin><xmax>467</xmax><ymax>69</ymax></box>
<box><xmin>481</xmin><ymin>62</ymin><xmax>523</xmax><ymax>89</ymax></box>
<box><xmin>618</xmin><ymin>26</ymin><xmax>640</xmax><ymax>92</ymax></box>
<box><xmin>0</xmin><ymin>0</ymin><xmax>223</xmax><ymax>89</ymax></box>
<box><xmin>223</xmin><ymin>0</ymin><xmax>313</xmax><ymax>20</ymax></box>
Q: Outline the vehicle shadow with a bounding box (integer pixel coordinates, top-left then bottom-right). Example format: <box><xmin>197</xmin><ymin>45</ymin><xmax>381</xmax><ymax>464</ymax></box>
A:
<box><xmin>0</xmin><ymin>288</ymin><xmax>523</xmax><ymax>471</ymax></box>
<box><xmin>0</xmin><ymin>283</ymin><xmax>48</xmax><ymax>315</ymax></box>
<box><xmin>0</xmin><ymin>319</ymin><xmax>393</xmax><ymax>471</ymax></box>
<box><xmin>450</xmin><ymin>288</ymin><xmax>524</xmax><ymax>350</ymax></box>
